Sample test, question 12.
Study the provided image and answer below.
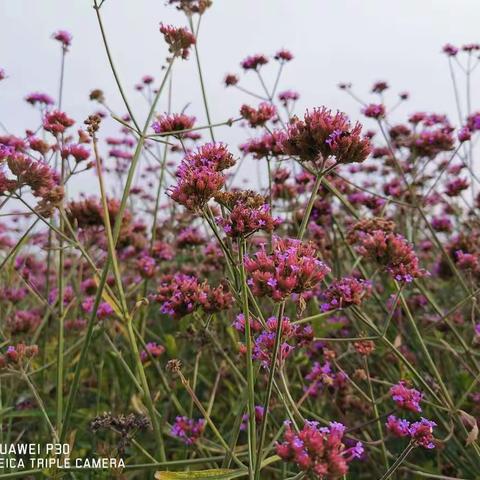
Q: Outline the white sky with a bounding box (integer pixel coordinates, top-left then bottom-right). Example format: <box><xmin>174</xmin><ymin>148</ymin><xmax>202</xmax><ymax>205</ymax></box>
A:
<box><xmin>1</xmin><ymin>0</ymin><xmax>479</xmax><ymax>194</ymax></box>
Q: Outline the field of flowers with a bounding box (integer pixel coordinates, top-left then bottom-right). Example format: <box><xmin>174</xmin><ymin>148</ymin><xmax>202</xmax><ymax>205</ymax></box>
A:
<box><xmin>1</xmin><ymin>1</ymin><xmax>480</xmax><ymax>479</ymax></box>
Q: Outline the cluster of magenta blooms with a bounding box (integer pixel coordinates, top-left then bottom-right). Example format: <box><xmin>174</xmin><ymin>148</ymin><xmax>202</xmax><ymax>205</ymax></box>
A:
<box><xmin>2</xmin><ymin>3</ymin><xmax>480</xmax><ymax>476</ymax></box>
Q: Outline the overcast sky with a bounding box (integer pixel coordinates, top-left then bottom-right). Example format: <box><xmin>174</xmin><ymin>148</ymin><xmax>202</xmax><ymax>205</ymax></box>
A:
<box><xmin>1</xmin><ymin>0</ymin><xmax>479</xmax><ymax>194</ymax></box>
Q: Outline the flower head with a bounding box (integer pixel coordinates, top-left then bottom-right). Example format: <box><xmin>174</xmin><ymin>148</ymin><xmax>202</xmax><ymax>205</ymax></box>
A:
<box><xmin>321</xmin><ymin>277</ymin><xmax>372</xmax><ymax>311</ymax></box>
<box><xmin>276</xmin><ymin>420</ymin><xmax>363</xmax><ymax>478</ymax></box>
<box><xmin>169</xmin><ymin>143</ymin><xmax>235</xmax><ymax>211</ymax></box>
<box><xmin>43</xmin><ymin>110</ymin><xmax>75</xmax><ymax>135</ymax></box>
<box><xmin>152</xmin><ymin>113</ymin><xmax>195</xmax><ymax>137</ymax></box>
<box><xmin>240</xmin><ymin>102</ymin><xmax>276</xmax><ymax>128</ymax></box>
<box><xmin>241</xmin><ymin>54</ymin><xmax>268</xmax><ymax>70</ymax></box>
<box><xmin>25</xmin><ymin>92</ymin><xmax>55</xmax><ymax>107</ymax></box>
<box><xmin>390</xmin><ymin>381</ymin><xmax>423</xmax><ymax>413</ymax></box>
<box><xmin>52</xmin><ymin>30</ymin><xmax>72</xmax><ymax>48</ymax></box>
<box><xmin>409</xmin><ymin>418</ymin><xmax>437</xmax><ymax>449</ymax></box>
<box><xmin>362</xmin><ymin>104</ymin><xmax>385</xmax><ymax>119</ymax></box>
<box><xmin>159</xmin><ymin>23</ymin><xmax>196</xmax><ymax>59</ymax></box>
<box><xmin>244</xmin><ymin>237</ymin><xmax>330</xmax><ymax>302</ymax></box>
<box><xmin>274</xmin><ymin>49</ymin><xmax>293</xmax><ymax>62</ymax></box>
<box><xmin>282</xmin><ymin>107</ymin><xmax>371</xmax><ymax>166</ymax></box>
<box><xmin>171</xmin><ymin>417</ymin><xmax>205</xmax><ymax>445</ymax></box>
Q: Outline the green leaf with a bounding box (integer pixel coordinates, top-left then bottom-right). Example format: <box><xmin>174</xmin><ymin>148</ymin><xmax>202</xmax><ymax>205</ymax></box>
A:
<box><xmin>163</xmin><ymin>334</ymin><xmax>177</xmax><ymax>357</ymax></box>
<box><xmin>154</xmin><ymin>456</ymin><xmax>281</xmax><ymax>480</ymax></box>
<box><xmin>154</xmin><ymin>469</ymin><xmax>246</xmax><ymax>480</ymax></box>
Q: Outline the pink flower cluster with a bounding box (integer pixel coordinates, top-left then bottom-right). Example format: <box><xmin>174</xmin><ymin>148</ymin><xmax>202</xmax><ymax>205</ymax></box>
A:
<box><xmin>240</xmin><ymin>405</ymin><xmax>264</xmax><ymax>431</ymax></box>
<box><xmin>151</xmin><ymin>113</ymin><xmax>196</xmax><ymax>137</ymax></box>
<box><xmin>276</xmin><ymin>420</ymin><xmax>363</xmax><ymax>479</ymax></box>
<box><xmin>217</xmin><ymin>201</ymin><xmax>281</xmax><ymax>238</ymax></box>
<box><xmin>244</xmin><ymin>237</ymin><xmax>330</xmax><ymax>302</ymax></box>
<box><xmin>43</xmin><ymin>110</ymin><xmax>75</xmax><ymax>135</ymax></box>
<box><xmin>156</xmin><ymin>273</ymin><xmax>232</xmax><ymax>319</ymax></box>
<box><xmin>159</xmin><ymin>23</ymin><xmax>196</xmax><ymax>59</ymax></box>
<box><xmin>390</xmin><ymin>381</ymin><xmax>423</xmax><ymax>413</ymax></box>
<box><xmin>240</xmin><ymin>130</ymin><xmax>286</xmax><ymax>159</ymax></box>
<box><xmin>140</xmin><ymin>342</ymin><xmax>165</xmax><ymax>363</ymax></box>
<box><xmin>362</xmin><ymin>103</ymin><xmax>385</xmax><ymax>119</ymax></box>
<box><xmin>169</xmin><ymin>143</ymin><xmax>235</xmax><ymax>211</ymax></box>
<box><xmin>241</xmin><ymin>54</ymin><xmax>268</xmax><ymax>70</ymax></box>
<box><xmin>171</xmin><ymin>416</ymin><xmax>205</xmax><ymax>445</ymax></box>
<box><xmin>240</xmin><ymin>102</ymin><xmax>276</xmax><ymax>128</ymax></box>
<box><xmin>304</xmin><ymin>361</ymin><xmax>348</xmax><ymax>397</ymax></box>
<box><xmin>386</xmin><ymin>416</ymin><xmax>437</xmax><ymax>449</ymax></box>
<box><xmin>321</xmin><ymin>277</ymin><xmax>372</xmax><ymax>311</ymax></box>
<box><xmin>250</xmin><ymin>316</ymin><xmax>313</xmax><ymax>368</ymax></box>
<box><xmin>282</xmin><ymin>107</ymin><xmax>372</xmax><ymax>166</ymax></box>
<box><xmin>353</xmin><ymin>230</ymin><xmax>425</xmax><ymax>283</ymax></box>
<box><xmin>25</xmin><ymin>92</ymin><xmax>55</xmax><ymax>107</ymax></box>
<box><xmin>52</xmin><ymin>30</ymin><xmax>72</xmax><ymax>48</ymax></box>
<box><xmin>0</xmin><ymin>343</ymin><xmax>39</xmax><ymax>369</ymax></box>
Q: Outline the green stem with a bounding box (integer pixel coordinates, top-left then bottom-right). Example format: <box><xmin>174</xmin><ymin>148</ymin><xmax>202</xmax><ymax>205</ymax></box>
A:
<box><xmin>239</xmin><ymin>240</ymin><xmax>257</xmax><ymax>478</ymax></box>
<box><xmin>378</xmin><ymin>442</ymin><xmax>415</xmax><ymax>480</ymax></box>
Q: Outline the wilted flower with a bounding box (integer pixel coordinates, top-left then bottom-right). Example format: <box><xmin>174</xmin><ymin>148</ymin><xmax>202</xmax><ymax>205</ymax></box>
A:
<box><xmin>0</xmin><ymin>343</ymin><xmax>39</xmax><ymax>369</ymax></box>
<box><xmin>224</xmin><ymin>73</ymin><xmax>239</xmax><ymax>86</ymax></box>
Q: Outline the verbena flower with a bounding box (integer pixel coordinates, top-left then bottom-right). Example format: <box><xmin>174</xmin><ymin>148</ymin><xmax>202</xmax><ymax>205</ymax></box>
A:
<box><xmin>215</xmin><ymin>190</ymin><xmax>281</xmax><ymax>237</ymax></box>
<box><xmin>171</xmin><ymin>416</ymin><xmax>205</xmax><ymax>445</ymax></box>
<box><xmin>351</xmin><ymin>227</ymin><xmax>425</xmax><ymax>283</ymax></box>
<box><xmin>240</xmin><ymin>405</ymin><xmax>264</xmax><ymax>431</ymax></box>
<box><xmin>52</xmin><ymin>30</ymin><xmax>72</xmax><ymax>48</ymax></box>
<box><xmin>140</xmin><ymin>342</ymin><xmax>165</xmax><ymax>363</ymax></box>
<box><xmin>43</xmin><ymin>110</ymin><xmax>75</xmax><ymax>135</ymax></box>
<box><xmin>251</xmin><ymin>315</ymin><xmax>312</xmax><ymax>368</ymax></box>
<box><xmin>152</xmin><ymin>113</ymin><xmax>195</xmax><ymax>137</ymax></box>
<box><xmin>304</xmin><ymin>361</ymin><xmax>347</xmax><ymax>397</ymax></box>
<box><xmin>241</xmin><ymin>54</ymin><xmax>268</xmax><ymax>70</ymax></box>
<box><xmin>390</xmin><ymin>381</ymin><xmax>423</xmax><ymax>413</ymax></box>
<box><xmin>0</xmin><ymin>343</ymin><xmax>39</xmax><ymax>369</ymax></box>
<box><xmin>240</xmin><ymin>130</ymin><xmax>286</xmax><ymax>159</ymax></box>
<box><xmin>320</xmin><ymin>277</ymin><xmax>372</xmax><ymax>311</ymax></box>
<box><xmin>159</xmin><ymin>23</ymin><xmax>196</xmax><ymax>59</ymax></box>
<box><xmin>282</xmin><ymin>107</ymin><xmax>372</xmax><ymax>166</ymax></box>
<box><xmin>276</xmin><ymin>420</ymin><xmax>363</xmax><ymax>478</ymax></box>
<box><xmin>362</xmin><ymin>103</ymin><xmax>385</xmax><ymax>119</ymax></box>
<box><xmin>386</xmin><ymin>416</ymin><xmax>437</xmax><ymax>449</ymax></box>
<box><xmin>274</xmin><ymin>49</ymin><xmax>293</xmax><ymax>62</ymax></box>
<box><xmin>240</xmin><ymin>102</ymin><xmax>276</xmax><ymax>128</ymax></box>
<box><xmin>278</xmin><ymin>89</ymin><xmax>299</xmax><ymax>106</ymax></box>
<box><xmin>169</xmin><ymin>143</ymin><xmax>235</xmax><ymax>211</ymax></box>
<box><xmin>156</xmin><ymin>273</ymin><xmax>232</xmax><ymax>319</ymax></box>
<box><xmin>244</xmin><ymin>236</ymin><xmax>330</xmax><ymax>302</ymax></box>
<box><xmin>25</xmin><ymin>92</ymin><xmax>55</xmax><ymax>107</ymax></box>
